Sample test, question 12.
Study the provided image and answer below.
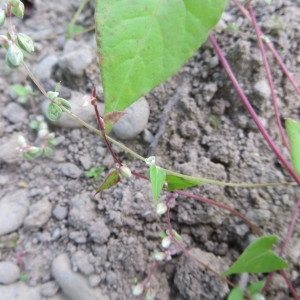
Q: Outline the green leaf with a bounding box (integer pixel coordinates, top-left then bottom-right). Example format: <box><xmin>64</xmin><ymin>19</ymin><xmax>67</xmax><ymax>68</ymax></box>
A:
<box><xmin>47</xmin><ymin>103</ymin><xmax>63</xmax><ymax>121</ymax></box>
<box><xmin>11</xmin><ymin>1</ymin><xmax>24</xmax><ymax>19</ymax></box>
<box><xmin>95</xmin><ymin>170</ymin><xmax>120</xmax><ymax>195</ymax></box>
<box><xmin>85</xmin><ymin>167</ymin><xmax>105</xmax><ymax>180</ymax></box>
<box><xmin>165</xmin><ymin>174</ymin><xmax>199</xmax><ymax>191</ymax></box>
<box><xmin>6</xmin><ymin>44</ymin><xmax>24</xmax><ymax>67</ymax></box>
<box><xmin>247</xmin><ymin>281</ymin><xmax>266</xmax><ymax>295</ymax></box>
<box><xmin>17</xmin><ymin>33</ymin><xmax>34</xmax><ymax>53</ymax></box>
<box><xmin>10</xmin><ymin>84</ymin><xmax>30</xmax><ymax>96</ymax></box>
<box><xmin>286</xmin><ymin>118</ymin><xmax>300</xmax><ymax>177</ymax></box>
<box><xmin>95</xmin><ymin>0</ymin><xmax>226</xmax><ymax>113</ymax></box>
<box><xmin>227</xmin><ymin>286</ymin><xmax>243</xmax><ymax>300</ymax></box>
<box><xmin>222</xmin><ymin>235</ymin><xmax>288</xmax><ymax>277</ymax></box>
<box><xmin>66</xmin><ymin>24</ymin><xmax>84</xmax><ymax>38</ymax></box>
<box><xmin>58</xmin><ymin>98</ymin><xmax>72</xmax><ymax>110</ymax></box>
<box><xmin>149</xmin><ymin>164</ymin><xmax>166</xmax><ymax>206</ymax></box>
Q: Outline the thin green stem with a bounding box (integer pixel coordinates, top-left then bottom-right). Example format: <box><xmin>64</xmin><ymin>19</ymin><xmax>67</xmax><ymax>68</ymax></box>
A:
<box><xmin>69</xmin><ymin>0</ymin><xmax>89</xmax><ymax>27</ymax></box>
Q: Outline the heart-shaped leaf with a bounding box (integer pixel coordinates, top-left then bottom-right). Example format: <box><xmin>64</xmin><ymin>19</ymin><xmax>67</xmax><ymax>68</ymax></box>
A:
<box><xmin>223</xmin><ymin>235</ymin><xmax>288</xmax><ymax>277</ymax></box>
<box><xmin>95</xmin><ymin>0</ymin><xmax>226</xmax><ymax>113</ymax></box>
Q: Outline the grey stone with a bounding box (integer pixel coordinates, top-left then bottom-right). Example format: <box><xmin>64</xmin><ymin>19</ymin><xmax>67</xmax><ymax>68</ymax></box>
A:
<box><xmin>80</xmin><ymin>154</ymin><xmax>92</xmax><ymax>170</ymax></box>
<box><xmin>0</xmin><ymin>189</ymin><xmax>29</xmax><ymax>236</ymax></box>
<box><xmin>23</xmin><ymin>198</ymin><xmax>52</xmax><ymax>229</ymax></box>
<box><xmin>3</xmin><ymin>102</ymin><xmax>27</xmax><ymax>124</ymax></box>
<box><xmin>58</xmin><ymin>40</ymin><xmax>93</xmax><ymax>77</ymax></box>
<box><xmin>0</xmin><ymin>132</ymin><xmax>24</xmax><ymax>164</ymax></box>
<box><xmin>254</xmin><ymin>79</ymin><xmax>271</xmax><ymax>101</ymax></box>
<box><xmin>41</xmin><ymin>91</ymin><xmax>101</xmax><ymax>128</ymax></box>
<box><xmin>60</xmin><ymin>163</ymin><xmax>82</xmax><ymax>179</ymax></box>
<box><xmin>40</xmin><ymin>280</ymin><xmax>60</xmax><ymax>298</ymax></box>
<box><xmin>88</xmin><ymin>274</ymin><xmax>101</xmax><ymax>288</ymax></box>
<box><xmin>0</xmin><ymin>281</ymin><xmax>41</xmax><ymax>300</ymax></box>
<box><xmin>73</xmin><ymin>250</ymin><xmax>94</xmax><ymax>275</ymax></box>
<box><xmin>33</xmin><ymin>55</ymin><xmax>58</xmax><ymax>80</ymax></box>
<box><xmin>112</xmin><ymin>97</ymin><xmax>149</xmax><ymax>139</ymax></box>
<box><xmin>0</xmin><ymin>261</ymin><xmax>20</xmax><ymax>284</ymax></box>
<box><xmin>69</xmin><ymin>230</ymin><xmax>88</xmax><ymax>244</ymax></box>
<box><xmin>52</xmin><ymin>253</ymin><xmax>109</xmax><ymax>300</ymax></box>
<box><xmin>87</xmin><ymin>220</ymin><xmax>110</xmax><ymax>245</ymax></box>
<box><xmin>52</xmin><ymin>206</ymin><xmax>68</xmax><ymax>220</ymax></box>
<box><xmin>68</xmin><ymin>192</ymin><xmax>97</xmax><ymax>229</ymax></box>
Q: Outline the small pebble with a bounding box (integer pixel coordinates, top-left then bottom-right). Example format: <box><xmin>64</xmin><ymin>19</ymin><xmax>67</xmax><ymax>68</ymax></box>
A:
<box><xmin>60</xmin><ymin>163</ymin><xmax>82</xmax><ymax>179</ymax></box>
<box><xmin>0</xmin><ymin>189</ymin><xmax>29</xmax><ymax>236</ymax></box>
<box><xmin>52</xmin><ymin>206</ymin><xmax>68</xmax><ymax>220</ymax></box>
<box><xmin>52</xmin><ymin>253</ymin><xmax>109</xmax><ymax>300</ymax></box>
<box><xmin>112</xmin><ymin>97</ymin><xmax>149</xmax><ymax>139</ymax></box>
<box><xmin>0</xmin><ymin>261</ymin><xmax>20</xmax><ymax>284</ymax></box>
<box><xmin>2</xmin><ymin>102</ymin><xmax>27</xmax><ymax>124</ymax></box>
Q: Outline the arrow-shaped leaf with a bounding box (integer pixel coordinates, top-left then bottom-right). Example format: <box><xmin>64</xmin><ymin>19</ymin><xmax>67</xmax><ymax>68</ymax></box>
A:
<box><xmin>223</xmin><ymin>235</ymin><xmax>288</xmax><ymax>277</ymax></box>
<box><xmin>166</xmin><ymin>174</ymin><xmax>200</xmax><ymax>191</ymax></box>
<box><xmin>94</xmin><ymin>170</ymin><xmax>120</xmax><ymax>196</ymax></box>
<box><xmin>286</xmin><ymin>118</ymin><xmax>300</xmax><ymax>177</ymax></box>
<box><xmin>95</xmin><ymin>0</ymin><xmax>226</xmax><ymax>113</ymax></box>
<box><xmin>149</xmin><ymin>164</ymin><xmax>166</xmax><ymax>206</ymax></box>
<box><xmin>104</xmin><ymin>111</ymin><xmax>126</xmax><ymax>134</ymax></box>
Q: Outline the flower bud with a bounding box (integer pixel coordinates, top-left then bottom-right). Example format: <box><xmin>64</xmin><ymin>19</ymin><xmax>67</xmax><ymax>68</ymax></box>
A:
<box><xmin>132</xmin><ymin>283</ymin><xmax>144</xmax><ymax>296</ymax></box>
<box><xmin>251</xmin><ymin>294</ymin><xmax>265</xmax><ymax>300</ymax></box>
<box><xmin>156</xmin><ymin>202</ymin><xmax>167</xmax><ymax>215</ymax></box>
<box><xmin>47</xmin><ymin>91</ymin><xmax>59</xmax><ymax>101</ymax></box>
<box><xmin>17</xmin><ymin>33</ymin><xmax>34</xmax><ymax>53</ymax></box>
<box><xmin>153</xmin><ymin>251</ymin><xmax>165</xmax><ymax>261</ymax></box>
<box><xmin>161</xmin><ymin>236</ymin><xmax>171</xmax><ymax>249</ymax></box>
<box><xmin>6</xmin><ymin>44</ymin><xmax>24</xmax><ymax>68</ymax></box>
<box><xmin>17</xmin><ymin>135</ymin><xmax>27</xmax><ymax>146</ymax></box>
<box><xmin>119</xmin><ymin>165</ymin><xmax>132</xmax><ymax>178</ymax></box>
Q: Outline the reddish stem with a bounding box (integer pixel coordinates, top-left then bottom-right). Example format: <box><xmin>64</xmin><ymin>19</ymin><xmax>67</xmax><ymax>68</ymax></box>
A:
<box><xmin>232</xmin><ymin>0</ymin><xmax>300</xmax><ymax>95</ymax></box>
<box><xmin>165</xmin><ymin>198</ymin><xmax>235</xmax><ymax>288</ymax></box>
<box><xmin>248</xmin><ymin>5</ymin><xmax>290</xmax><ymax>150</ymax></box>
<box><xmin>175</xmin><ymin>190</ymin><xmax>262</xmax><ymax>236</ymax></box>
<box><xmin>91</xmin><ymin>92</ymin><xmax>122</xmax><ymax>166</ymax></box>
<box><xmin>209</xmin><ymin>34</ymin><xmax>300</xmax><ymax>186</ymax></box>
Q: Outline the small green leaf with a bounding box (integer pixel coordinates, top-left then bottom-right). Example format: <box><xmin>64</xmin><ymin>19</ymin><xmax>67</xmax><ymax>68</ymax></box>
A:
<box><xmin>95</xmin><ymin>170</ymin><xmax>120</xmax><ymax>195</ymax></box>
<box><xmin>227</xmin><ymin>286</ymin><xmax>243</xmax><ymax>300</ymax></box>
<box><xmin>0</xmin><ymin>9</ymin><xmax>6</xmax><ymax>27</ymax></box>
<box><xmin>165</xmin><ymin>174</ymin><xmax>199</xmax><ymax>191</ymax></box>
<box><xmin>222</xmin><ymin>235</ymin><xmax>288</xmax><ymax>277</ymax></box>
<box><xmin>47</xmin><ymin>103</ymin><xmax>63</xmax><ymax>121</ymax></box>
<box><xmin>85</xmin><ymin>167</ymin><xmax>105</xmax><ymax>180</ymax></box>
<box><xmin>6</xmin><ymin>44</ymin><xmax>24</xmax><ymax>67</ymax></box>
<box><xmin>247</xmin><ymin>281</ymin><xmax>266</xmax><ymax>295</ymax></box>
<box><xmin>58</xmin><ymin>98</ymin><xmax>72</xmax><ymax>110</ymax></box>
<box><xmin>149</xmin><ymin>164</ymin><xmax>166</xmax><ymax>206</ymax></box>
<box><xmin>11</xmin><ymin>0</ymin><xmax>24</xmax><ymax>19</ymax></box>
<box><xmin>66</xmin><ymin>24</ymin><xmax>84</xmax><ymax>38</ymax></box>
<box><xmin>286</xmin><ymin>118</ymin><xmax>300</xmax><ymax>177</ymax></box>
<box><xmin>17</xmin><ymin>33</ymin><xmax>34</xmax><ymax>53</ymax></box>
<box><xmin>11</xmin><ymin>84</ymin><xmax>30</xmax><ymax>96</ymax></box>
